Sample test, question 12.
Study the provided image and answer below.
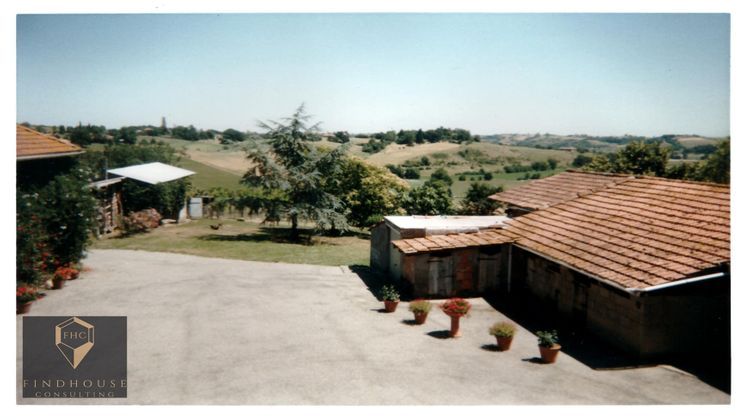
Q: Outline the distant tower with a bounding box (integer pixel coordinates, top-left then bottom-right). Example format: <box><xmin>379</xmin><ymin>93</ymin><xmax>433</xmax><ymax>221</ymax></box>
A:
<box><xmin>160</xmin><ymin>116</ymin><xmax>168</xmax><ymax>135</ymax></box>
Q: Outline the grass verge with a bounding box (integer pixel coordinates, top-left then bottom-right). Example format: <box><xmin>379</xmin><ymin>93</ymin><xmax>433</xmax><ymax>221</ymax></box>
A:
<box><xmin>91</xmin><ymin>218</ymin><xmax>370</xmax><ymax>267</ymax></box>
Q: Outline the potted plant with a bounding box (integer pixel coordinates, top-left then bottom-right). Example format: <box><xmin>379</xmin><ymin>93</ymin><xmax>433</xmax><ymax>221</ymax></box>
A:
<box><xmin>52</xmin><ymin>266</ymin><xmax>79</xmax><ymax>289</ymax></box>
<box><xmin>380</xmin><ymin>285</ymin><xmax>400</xmax><ymax>313</ymax></box>
<box><xmin>66</xmin><ymin>265</ymin><xmax>81</xmax><ymax>280</ymax></box>
<box><xmin>17</xmin><ymin>285</ymin><xmax>40</xmax><ymax>314</ymax></box>
<box><xmin>441</xmin><ymin>298</ymin><xmax>471</xmax><ymax>338</ymax></box>
<box><xmin>408</xmin><ymin>299</ymin><xmax>433</xmax><ymax>325</ymax></box>
<box><xmin>57</xmin><ymin>266</ymin><xmax>79</xmax><ymax>280</ymax></box>
<box><xmin>52</xmin><ymin>268</ymin><xmax>67</xmax><ymax>290</ymax></box>
<box><xmin>536</xmin><ymin>330</ymin><xmax>561</xmax><ymax>363</ymax></box>
<box><xmin>489</xmin><ymin>321</ymin><xmax>517</xmax><ymax>351</ymax></box>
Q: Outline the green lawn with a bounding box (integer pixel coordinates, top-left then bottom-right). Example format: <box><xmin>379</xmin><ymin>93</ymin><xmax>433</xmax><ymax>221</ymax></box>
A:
<box><xmin>177</xmin><ymin>158</ymin><xmax>244</xmax><ymax>191</ymax></box>
<box><xmin>92</xmin><ymin>218</ymin><xmax>371</xmax><ymax>267</ymax></box>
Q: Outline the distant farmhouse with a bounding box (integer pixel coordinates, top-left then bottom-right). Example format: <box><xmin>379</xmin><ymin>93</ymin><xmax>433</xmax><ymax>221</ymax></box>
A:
<box><xmin>373</xmin><ymin>170</ymin><xmax>729</xmax><ymax>359</ymax></box>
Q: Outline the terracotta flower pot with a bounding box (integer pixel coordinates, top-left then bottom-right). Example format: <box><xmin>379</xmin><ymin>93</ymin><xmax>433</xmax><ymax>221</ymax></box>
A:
<box><xmin>52</xmin><ymin>277</ymin><xmax>65</xmax><ymax>290</ymax></box>
<box><xmin>414</xmin><ymin>311</ymin><xmax>428</xmax><ymax>325</ymax></box>
<box><xmin>17</xmin><ymin>301</ymin><xmax>32</xmax><ymax>315</ymax></box>
<box><xmin>384</xmin><ymin>300</ymin><xmax>399</xmax><ymax>313</ymax></box>
<box><xmin>449</xmin><ymin>315</ymin><xmax>462</xmax><ymax>338</ymax></box>
<box><xmin>495</xmin><ymin>336</ymin><xmax>513</xmax><ymax>351</ymax></box>
<box><xmin>539</xmin><ymin>344</ymin><xmax>562</xmax><ymax>363</ymax></box>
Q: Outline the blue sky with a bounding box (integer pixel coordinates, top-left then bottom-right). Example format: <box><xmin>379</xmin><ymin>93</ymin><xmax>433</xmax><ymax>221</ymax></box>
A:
<box><xmin>16</xmin><ymin>13</ymin><xmax>729</xmax><ymax>136</ymax></box>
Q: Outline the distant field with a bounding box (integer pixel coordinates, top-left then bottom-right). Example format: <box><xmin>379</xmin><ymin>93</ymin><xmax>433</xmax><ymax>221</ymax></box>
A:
<box><xmin>365</xmin><ymin>142</ymin><xmax>462</xmax><ymax>166</ymax></box>
<box><xmin>177</xmin><ymin>158</ymin><xmax>243</xmax><ymax>192</ymax></box>
<box><xmin>140</xmin><ymin>135</ymin><xmax>581</xmax><ymax>198</ymax></box>
<box><xmin>676</xmin><ymin>136</ymin><xmax>724</xmax><ymax>147</ymax></box>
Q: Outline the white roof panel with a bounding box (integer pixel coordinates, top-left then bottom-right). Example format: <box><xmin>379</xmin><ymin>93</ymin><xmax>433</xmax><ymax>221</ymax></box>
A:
<box><xmin>385</xmin><ymin>215</ymin><xmax>509</xmax><ymax>231</ymax></box>
<box><xmin>107</xmin><ymin>162</ymin><xmax>195</xmax><ymax>185</ymax></box>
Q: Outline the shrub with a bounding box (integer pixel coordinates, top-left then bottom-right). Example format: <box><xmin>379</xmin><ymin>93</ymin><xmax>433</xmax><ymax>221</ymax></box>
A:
<box><xmin>380</xmin><ymin>285</ymin><xmax>400</xmax><ymax>302</ymax></box>
<box><xmin>408</xmin><ymin>299</ymin><xmax>433</xmax><ymax>314</ymax></box>
<box><xmin>430</xmin><ymin>168</ymin><xmax>453</xmax><ymax>186</ymax></box>
<box><xmin>403</xmin><ymin>181</ymin><xmax>453</xmax><ymax>215</ymax></box>
<box><xmin>16</xmin><ymin>171</ymin><xmax>97</xmax><ymax>272</ymax></box>
<box><xmin>489</xmin><ymin>321</ymin><xmax>517</xmax><ymax>338</ymax></box>
<box><xmin>572</xmin><ymin>154</ymin><xmax>593</xmax><ymax>168</ymax></box>
<box><xmin>403</xmin><ymin>168</ymin><xmax>421</xmax><ymax>179</ymax></box>
<box><xmin>442</xmin><ymin>298</ymin><xmax>471</xmax><ymax>317</ymax></box>
<box><xmin>16</xmin><ymin>208</ymin><xmax>54</xmax><ymax>285</ymax></box>
<box><xmin>536</xmin><ymin>330</ymin><xmax>559</xmax><ymax>348</ymax></box>
<box><xmin>460</xmin><ymin>182</ymin><xmax>502</xmax><ymax>215</ymax></box>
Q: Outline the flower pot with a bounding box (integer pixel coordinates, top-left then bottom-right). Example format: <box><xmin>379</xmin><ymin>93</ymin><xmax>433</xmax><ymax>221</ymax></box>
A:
<box><xmin>414</xmin><ymin>311</ymin><xmax>428</xmax><ymax>325</ymax></box>
<box><xmin>384</xmin><ymin>300</ymin><xmax>399</xmax><ymax>313</ymax></box>
<box><xmin>52</xmin><ymin>277</ymin><xmax>65</xmax><ymax>290</ymax></box>
<box><xmin>495</xmin><ymin>336</ymin><xmax>513</xmax><ymax>351</ymax></box>
<box><xmin>449</xmin><ymin>315</ymin><xmax>462</xmax><ymax>338</ymax></box>
<box><xmin>17</xmin><ymin>301</ymin><xmax>32</xmax><ymax>315</ymax></box>
<box><xmin>539</xmin><ymin>344</ymin><xmax>562</xmax><ymax>363</ymax></box>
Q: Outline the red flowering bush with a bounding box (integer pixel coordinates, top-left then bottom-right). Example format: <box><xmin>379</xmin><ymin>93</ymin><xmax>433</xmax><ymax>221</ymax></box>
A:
<box><xmin>16</xmin><ymin>212</ymin><xmax>55</xmax><ymax>285</ymax></box>
<box><xmin>54</xmin><ymin>266</ymin><xmax>79</xmax><ymax>281</ymax></box>
<box><xmin>442</xmin><ymin>298</ymin><xmax>472</xmax><ymax>318</ymax></box>
<box><xmin>17</xmin><ymin>285</ymin><xmax>41</xmax><ymax>304</ymax></box>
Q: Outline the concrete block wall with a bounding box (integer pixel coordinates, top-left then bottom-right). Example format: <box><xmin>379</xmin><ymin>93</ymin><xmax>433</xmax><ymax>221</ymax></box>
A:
<box><xmin>585</xmin><ymin>281</ymin><xmax>644</xmax><ymax>355</ymax></box>
<box><xmin>639</xmin><ymin>280</ymin><xmax>730</xmax><ymax>357</ymax></box>
<box><xmin>519</xmin><ymin>250</ymin><xmax>646</xmax><ymax>355</ymax></box>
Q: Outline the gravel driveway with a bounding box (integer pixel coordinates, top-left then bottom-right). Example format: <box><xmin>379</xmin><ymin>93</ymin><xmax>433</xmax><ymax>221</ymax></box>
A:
<box><xmin>17</xmin><ymin>250</ymin><xmax>730</xmax><ymax>404</ymax></box>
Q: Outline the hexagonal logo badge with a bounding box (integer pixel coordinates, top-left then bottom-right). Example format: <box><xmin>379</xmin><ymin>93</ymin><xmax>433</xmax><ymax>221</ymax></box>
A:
<box><xmin>22</xmin><ymin>316</ymin><xmax>127</xmax><ymax>398</ymax></box>
<box><xmin>55</xmin><ymin>317</ymin><xmax>95</xmax><ymax>369</ymax></box>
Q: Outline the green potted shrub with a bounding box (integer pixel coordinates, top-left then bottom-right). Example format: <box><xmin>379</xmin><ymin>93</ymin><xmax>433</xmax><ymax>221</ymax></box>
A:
<box><xmin>380</xmin><ymin>285</ymin><xmax>400</xmax><ymax>313</ymax></box>
<box><xmin>441</xmin><ymin>298</ymin><xmax>472</xmax><ymax>338</ymax></box>
<box><xmin>536</xmin><ymin>330</ymin><xmax>561</xmax><ymax>363</ymax></box>
<box><xmin>17</xmin><ymin>285</ymin><xmax>40</xmax><ymax>314</ymax></box>
<box><xmin>408</xmin><ymin>299</ymin><xmax>433</xmax><ymax>324</ymax></box>
<box><xmin>489</xmin><ymin>321</ymin><xmax>517</xmax><ymax>351</ymax></box>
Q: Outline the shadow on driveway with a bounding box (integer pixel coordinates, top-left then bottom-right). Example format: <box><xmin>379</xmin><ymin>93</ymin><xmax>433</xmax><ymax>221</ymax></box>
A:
<box><xmin>483</xmin><ymin>294</ymin><xmax>731</xmax><ymax>394</ymax></box>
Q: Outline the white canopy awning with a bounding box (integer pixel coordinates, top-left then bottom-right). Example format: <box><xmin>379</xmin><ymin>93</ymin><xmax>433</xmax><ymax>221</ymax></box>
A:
<box><xmin>107</xmin><ymin>162</ymin><xmax>195</xmax><ymax>185</ymax></box>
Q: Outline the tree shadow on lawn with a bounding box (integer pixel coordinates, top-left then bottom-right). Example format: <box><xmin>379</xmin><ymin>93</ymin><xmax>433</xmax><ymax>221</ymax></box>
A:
<box><xmin>197</xmin><ymin>226</ymin><xmax>315</xmax><ymax>245</ymax></box>
<box><xmin>483</xmin><ymin>293</ymin><xmax>731</xmax><ymax>394</ymax></box>
<box><xmin>198</xmin><ymin>226</ymin><xmax>370</xmax><ymax>245</ymax></box>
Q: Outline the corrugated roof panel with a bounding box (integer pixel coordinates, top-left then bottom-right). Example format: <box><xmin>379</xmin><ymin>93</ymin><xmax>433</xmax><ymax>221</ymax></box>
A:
<box><xmin>107</xmin><ymin>162</ymin><xmax>195</xmax><ymax>185</ymax></box>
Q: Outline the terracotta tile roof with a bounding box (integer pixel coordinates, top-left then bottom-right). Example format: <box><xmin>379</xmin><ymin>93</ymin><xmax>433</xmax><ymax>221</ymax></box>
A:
<box><xmin>502</xmin><ymin>177</ymin><xmax>730</xmax><ymax>289</ymax></box>
<box><xmin>17</xmin><ymin>124</ymin><xmax>83</xmax><ymax>160</ymax></box>
<box><xmin>489</xmin><ymin>170</ymin><xmax>632</xmax><ymax>211</ymax></box>
<box><xmin>392</xmin><ymin>229</ymin><xmax>514</xmax><ymax>254</ymax></box>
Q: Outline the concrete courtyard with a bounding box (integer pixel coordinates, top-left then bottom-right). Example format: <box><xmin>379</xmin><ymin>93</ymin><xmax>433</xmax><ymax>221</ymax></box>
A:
<box><xmin>17</xmin><ymin>249</ymin><xmax>729</xmax><ymax>404</ymax></box>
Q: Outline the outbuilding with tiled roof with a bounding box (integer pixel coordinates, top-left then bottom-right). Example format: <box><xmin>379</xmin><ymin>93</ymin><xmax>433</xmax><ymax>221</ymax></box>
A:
<box><xmin>386</xmin><ymin>173</ymin><xmax>730</xmax><ymax>359</ymax></box>
<box><xmin>16</xmin><ymin>124</ymin><xmax>83</xmax><ymax>161</ymax></box>
<box><xmin>489</xmin><ymin>170</ymin><xmax>632</xmax><ymax>216</ymax></box>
